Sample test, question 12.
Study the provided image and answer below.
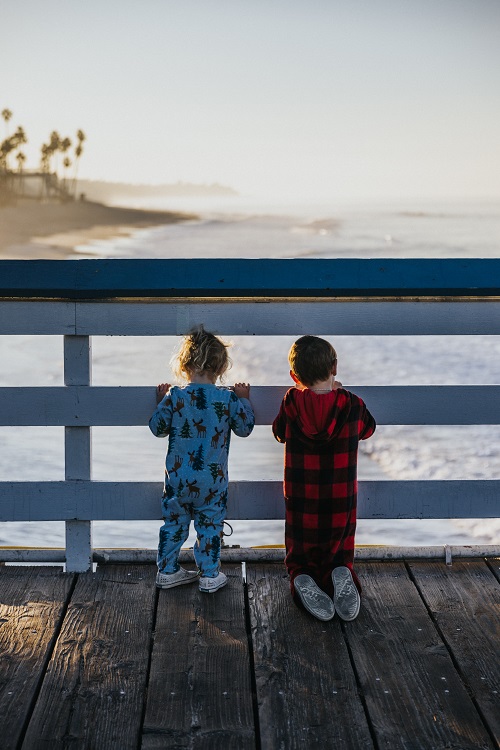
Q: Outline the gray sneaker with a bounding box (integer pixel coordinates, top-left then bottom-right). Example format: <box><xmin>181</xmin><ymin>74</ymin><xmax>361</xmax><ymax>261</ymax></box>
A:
<box><xmin>332</xmin><ymin>566</ymin><xmax>360</xmax><ymax>621</ymax></box>
<box><xmin>294</xmin><ymin>574</ymin><xmax>335</xmax><ymax>621</ymax></box>
<box><xmin>199</xmin><ymin>571</ymin><xmax>228</xmax><ymax>593</ymax></box>
<box><xmin>156</xmin><ymin>568</ymin><xmax>199</xmax><ymax>589</ymax></box>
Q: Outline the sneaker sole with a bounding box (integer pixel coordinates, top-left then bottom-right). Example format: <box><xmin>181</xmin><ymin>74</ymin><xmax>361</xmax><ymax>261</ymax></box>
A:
<box><xmin>294</xmin><ymin>574</ymin><xmax>335</xmax><ymax>621</ymax></box>
<box><xmin>156</xmin><ymin>576</ymin><xmax>199</xmax><ymax>590</ymax></box>
<box><xmin>332</xmin><ymin>567</ymin><xmax>360</xmax><ymax>621</ymax></box>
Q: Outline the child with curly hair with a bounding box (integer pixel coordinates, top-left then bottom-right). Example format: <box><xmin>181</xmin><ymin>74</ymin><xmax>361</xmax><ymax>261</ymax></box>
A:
<box><xmin>149</xmin><ymin>326</ymin><xmax>254</xmax><ymax>593</ymax></box>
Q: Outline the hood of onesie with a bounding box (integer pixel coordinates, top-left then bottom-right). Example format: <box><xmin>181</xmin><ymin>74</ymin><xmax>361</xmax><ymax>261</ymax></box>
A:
<box><xmin>283</xmin><ymin>387</ymin><xmax>351</xmax><ymax>447</ymax></box>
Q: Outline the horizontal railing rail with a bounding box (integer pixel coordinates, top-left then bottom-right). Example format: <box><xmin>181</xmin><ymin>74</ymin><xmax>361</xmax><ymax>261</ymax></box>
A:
<box><xmin>1</xmin><ymin>385</ymin><xmax>500</xmax><ymax>425</ymax></box>
<box><xmin>2</xmin><ymin>258</ymin><xmax>500</xmax><ymax>298</ymax></box>
<box><xmin>1</xmin><ymin>300</ymin><xmax>500</xmax><ymax>336</ymax></box>
<box><xmin>0</xmin><ymin>259</ymin><xmax>499</xmax><ymax>571</ymax></box>
<box><xmin>1</xmin><ymin>480</ymin><xmax>498</xmax><ymax>521</ymax></box>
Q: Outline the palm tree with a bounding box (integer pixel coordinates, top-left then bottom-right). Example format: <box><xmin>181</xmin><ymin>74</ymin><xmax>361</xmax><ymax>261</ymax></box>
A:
<box><xmin>13</xmin><ymin>126</ymin><xmax>27</xmax><ymax>150</ymax></box>
<box><xmin>48</xmin><ymin>130</ymin><xmax>61</xmax><ymax>174</ymax></box>
<box><xmin>60</xmin><ymin>136</ymin><xmax>71</xmax><ymax>156</ymax></box>
<box><xmin>16</xmin><ymin>151</ymin><xmax>26</xmax><ymax>196</ymax></box>
<box><xmin>59</xmin><ymin>136</ymin><xmax>72</xmax><ymax>196</ymax></box>
<box><xmin>0</xmin><ymin>123</ymin><xmax>26</xmax><ymax>174</ymax></box>
<box><xmin>39</xmin><ymin>143</ymin><xmax>51</xmax><ymax>199</ymax></box>
<box><xmin>1</xmin><ymin>108</ymin><xmax>12</xmax><ymax>138</ymax></box>
<box><xmin>72</xmin><ymin>129</ymin><xmax>86</xmax><ymax>197</ymax></box>
<box><xmin>0</xmin><ymin>137</ymin><xmax>15</xmax><ymax>172</ymax></box>
<box><xmin>16</xmin><ymin>151</ymin><xmax>26</xmax><ymax>172</ymax></box>
<box><xmin>40</xmin><ymin>143</ymin><xmax>50</xmax><ymax>173</ymax></box>
<box><xmin>62</xmin><ymin>156</ymin><xmax>72</xmax><ymax>193</ymax></box>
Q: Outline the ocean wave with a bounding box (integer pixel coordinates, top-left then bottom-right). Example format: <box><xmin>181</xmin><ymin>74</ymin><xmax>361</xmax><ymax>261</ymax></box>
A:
<box><xmin>291</xmin><ymin>217</ymin><xmax>341</xmax><ymax>235</ymax></box>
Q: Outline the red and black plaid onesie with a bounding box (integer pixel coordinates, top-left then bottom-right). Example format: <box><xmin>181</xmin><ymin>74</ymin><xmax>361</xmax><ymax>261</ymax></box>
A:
<box><xmin>272</xmin><ymin>387</ymin><xmax>376</xmax><ymax>603</ymax></box>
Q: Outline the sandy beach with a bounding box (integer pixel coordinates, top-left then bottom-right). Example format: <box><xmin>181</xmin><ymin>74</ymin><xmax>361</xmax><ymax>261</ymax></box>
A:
<box><xmin>0</xmin><ymin>199</ymin><xmax>197</xmax><ymax>259</ymax></box>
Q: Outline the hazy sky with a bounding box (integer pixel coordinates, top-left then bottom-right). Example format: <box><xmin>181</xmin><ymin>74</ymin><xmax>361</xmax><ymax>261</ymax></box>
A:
<box><xmin>2</xmin><ymin>0</ymin><xmax>500</xmax><ymax>201</ymax></box>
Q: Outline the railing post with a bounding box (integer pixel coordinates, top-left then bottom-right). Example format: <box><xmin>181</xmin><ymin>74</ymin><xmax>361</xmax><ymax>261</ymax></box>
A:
<box><xmin>64</xmin><ymin>335</ymin><xmax>93</xmax><ymax>572</ymax></box>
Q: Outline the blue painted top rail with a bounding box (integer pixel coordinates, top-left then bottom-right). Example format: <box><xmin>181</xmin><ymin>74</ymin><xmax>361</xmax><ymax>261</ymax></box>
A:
<box><xmin>1</xmin><ymin>259</ymin><xmax>499</xmax><ymax>299</ymax></box>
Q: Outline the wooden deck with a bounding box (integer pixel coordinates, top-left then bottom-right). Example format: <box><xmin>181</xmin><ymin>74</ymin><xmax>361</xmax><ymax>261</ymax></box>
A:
<box><xmin>1</xmin><ymin>560</ymin><xmax>499</xmax><ymax>749</ymax></box>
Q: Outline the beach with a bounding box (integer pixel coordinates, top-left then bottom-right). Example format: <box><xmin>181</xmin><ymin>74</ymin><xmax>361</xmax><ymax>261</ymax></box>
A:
<box><xmin>0</xmin><ymin>198</ymin><xmax>196</xmax><ymax>259</ymax></box>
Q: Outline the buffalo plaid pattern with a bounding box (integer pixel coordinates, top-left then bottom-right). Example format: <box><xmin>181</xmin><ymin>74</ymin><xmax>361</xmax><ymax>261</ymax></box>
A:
<box><xmin>272</xmin><ymin>388</ymin><xmax>376</xmax><ymax>602</ymax></box>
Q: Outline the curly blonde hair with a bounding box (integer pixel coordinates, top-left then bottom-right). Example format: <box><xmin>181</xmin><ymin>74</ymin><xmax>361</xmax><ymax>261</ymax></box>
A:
<box><xmin>171</xmin><ymin>325</ymin><xmax>231</xmax><ymax>381</ymax></box>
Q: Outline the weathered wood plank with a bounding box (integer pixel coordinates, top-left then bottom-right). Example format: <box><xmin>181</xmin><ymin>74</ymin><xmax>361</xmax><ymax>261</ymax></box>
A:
<box><xmin>1</xmin><ymin>258</ymin><xmax>499</xmax><ymax>298</ymax></box>
<box><xmin>408</xmin><ymin>560</ymin><xmax>500</xmax><ymax>746</ymax></box>
<box><xmin>246</xmin><ymin>563</ymin><xmax>374</xmax><ymax>749</ymax></box>
<box><xmin>0</xmin><ymin>301</ymin><xmax>75</xmax><ymax>334</ymax></box>
<box><xmin>22</xmin><ymin>564</ymin><xmax>156</xmax><ymax>749</ymax></box>
<box><xmin>2</xmin><ymin>299</ymin><xmax>499</xmax><ymax>335</ymax></box>
<box><xmin>0</xmin><ymin>567</ymin><xmax>74</xmax><ymax>750</ymax></box>
<box><xmin>487</xmin><ymin>557</ymin><xmax>500</xmax><ymax>584</ymax></box>
<box><xmin>345</xmin><ymin>561</ymin><xmax>494</xmax><ymax>749</ymax></box>
<box><xmin>2</xmin><ymin>385</ymin><xmax>500</xmax><ymax>426</ymax></box>
<box><xmin>1</xmin><ymin>479</ymin><xmax>499</xmax><ymax>522</ymax></box>
<box><xmin>142</xmin><ymin>564</ymin><xmax>254</xmax><ymax>749</ymax></box>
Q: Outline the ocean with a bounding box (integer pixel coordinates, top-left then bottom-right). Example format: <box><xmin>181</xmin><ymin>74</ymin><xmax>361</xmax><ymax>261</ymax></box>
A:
<box><xmin>1</xmin><ymin>195</ymin><xmax>499</xmax><ymax>550</ymax></box>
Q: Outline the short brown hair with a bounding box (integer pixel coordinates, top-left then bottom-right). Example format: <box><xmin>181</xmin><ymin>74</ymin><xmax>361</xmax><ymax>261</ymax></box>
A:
<box><xmin>288</xmin><ymin>335</ymin><xmax>337</xmax><ymax>387</ymax></box>
<box><xmin>172</xmin><ymin>325</ymin><xmax>231</xmax><ymax>381</ymax></box>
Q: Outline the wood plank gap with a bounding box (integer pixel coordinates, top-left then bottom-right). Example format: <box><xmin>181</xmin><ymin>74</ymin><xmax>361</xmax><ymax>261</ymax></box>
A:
<box><xmin>136</xmin><ymin>585</ymin><xmax>160</xmax><ymax>750</ymax></box>
<box><xmin>340</xmin><ymin>619</ymin><xmax>380</xmax><ymax>750</ymax></box>
<box><xmin>404</xmin><ymin>561</ymin><xmax>499</xmax><ymax>750</ymax></box>
<box><xmin>21</xmin><ymin>565</ymin><xmax>157</xmax><ymax>748</ymax></box>
<box><xmin>242</xmin><ymin>564</ymin><xmax>262</xmax><ymax>750</ymax></box>
<box><xmin>16</xmin><ymin>572</ymin><xmax>78</xmax><ymax>750</ymax></box>
<box><xmin>142</xmin><ymin>564</ymin><xmax>255</xmax><ymax>748</ymax></box>
<box><xmin>247</xmin><ymin>563</ymin><xmax>373</xmax><ymax>748</ymax></box>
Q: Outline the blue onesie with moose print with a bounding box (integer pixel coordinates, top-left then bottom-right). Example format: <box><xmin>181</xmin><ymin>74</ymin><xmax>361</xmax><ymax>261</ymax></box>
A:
<box><xmin>149</xmin><ymin>384</ymin><xmax>254</xmax><ymax>577</ymax></box>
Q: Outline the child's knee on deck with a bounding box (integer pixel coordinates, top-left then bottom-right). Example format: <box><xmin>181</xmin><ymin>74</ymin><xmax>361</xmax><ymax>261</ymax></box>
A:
<box><xmin>272</xmin><ymin>335</ymin><xmax>376</xmax><ymax>620</ymax></box>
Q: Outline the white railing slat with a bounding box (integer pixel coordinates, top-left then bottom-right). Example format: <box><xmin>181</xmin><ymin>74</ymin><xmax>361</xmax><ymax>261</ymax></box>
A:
<box><xmin>0</xmin><ymin>479</ymin><xmax>498</xmax><ymax>521</ymax></box>
<box><xmin>1</xmin><ymin>385</ymin><xmax>500</xmax><ymax>426</ymax></box>
<box><xmin>2</xmin><ymin>300</ymin><xmax>500</xmax><ymax>335</ymax></box>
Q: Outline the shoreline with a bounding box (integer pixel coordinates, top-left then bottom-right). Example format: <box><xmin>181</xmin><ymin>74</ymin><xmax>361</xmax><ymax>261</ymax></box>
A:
<box><xmin>0</xmin><ymin>198</ymin><xmax>198</xmax><ymax>259</ymax></box>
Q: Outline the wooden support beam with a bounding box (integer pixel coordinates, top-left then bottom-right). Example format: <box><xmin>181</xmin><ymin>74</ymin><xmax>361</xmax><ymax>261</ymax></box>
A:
<box><xmin>64</xmin><ymin>335</ymin><xmax>93</xmax><ymax>572</ymax></box>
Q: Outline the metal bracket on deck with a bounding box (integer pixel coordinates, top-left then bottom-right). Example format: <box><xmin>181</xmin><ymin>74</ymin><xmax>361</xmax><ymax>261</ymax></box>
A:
<box><xmin>444</xmin><ymin>544</ymin><xmax>453</xmax><ymax>566</ymax></box>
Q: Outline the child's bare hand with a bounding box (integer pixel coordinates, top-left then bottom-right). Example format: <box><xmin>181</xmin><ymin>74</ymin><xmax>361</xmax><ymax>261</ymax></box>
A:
<box><xmin>156</xmin><ymin>383</ymin><xmax>171</xmax><ymax>403</ymax></box>
<box><xmin>233</xmin><ymin>382</ymin><xmax>251</xmax><ymax>399</ymax></box>
<box><xmin>333</xmin><ymin>380</ymin><xmax>342</xmax><ymax>390</ymax></box>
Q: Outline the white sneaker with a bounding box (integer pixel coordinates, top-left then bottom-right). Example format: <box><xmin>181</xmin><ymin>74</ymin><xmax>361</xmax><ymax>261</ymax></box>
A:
<box><xmin>294</xmin><ymin>574</ymin><xmax>335</xmax><ymax>621</ymax></box>
<box><xmin>199</xmin><ymin>571</ymin><xmax>227</xmax><ymax>593</ymax></box>
<box><xmin>156</xmin><ymin>568</ymin><xmax>199</xmax><ymax>589</ymax></box>
<box><xmin>332</xmin><ymin>566</ymin><xmax>361</xmax><ymax>621</ymax></box>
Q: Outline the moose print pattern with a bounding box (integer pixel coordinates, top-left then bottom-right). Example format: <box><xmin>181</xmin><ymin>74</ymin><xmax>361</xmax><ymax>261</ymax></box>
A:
<box><xmin>149</xmin><ymin>383</ymin><xmax>254</xmax><ymax>576</ymax></box>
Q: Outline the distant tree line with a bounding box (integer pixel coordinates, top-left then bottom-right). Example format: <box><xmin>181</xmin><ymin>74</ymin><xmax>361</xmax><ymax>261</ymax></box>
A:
<box><xmin>0</xmin><ymin>107</ymin><xmax>86</xmax><ymax>202</ymax></box>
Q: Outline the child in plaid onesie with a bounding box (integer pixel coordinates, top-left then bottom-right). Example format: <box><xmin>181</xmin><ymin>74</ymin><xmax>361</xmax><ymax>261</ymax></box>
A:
<box><xmin>149</xmin><ymin>326</ymin><xmax>254</xmax><ymax>593</ymax></box>
<box><xmin>272</xmin><ymin>335</ymin><xmax>375</xmax><ymax>622</ymax></box>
